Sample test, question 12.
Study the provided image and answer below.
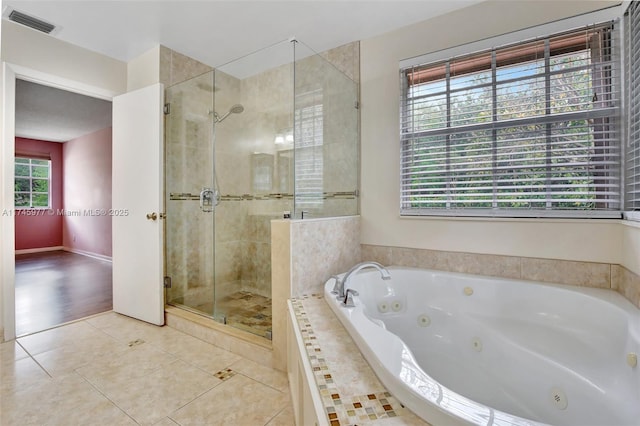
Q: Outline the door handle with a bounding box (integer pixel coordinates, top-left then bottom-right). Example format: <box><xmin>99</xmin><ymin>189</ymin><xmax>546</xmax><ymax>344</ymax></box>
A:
<box><xmin>146</xmin><ymin>212</ymin><xmax>158</xmax><ymax>221</ymax></box>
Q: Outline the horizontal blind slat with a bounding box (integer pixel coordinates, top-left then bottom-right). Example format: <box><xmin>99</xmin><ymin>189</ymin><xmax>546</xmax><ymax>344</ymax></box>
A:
<box><xmin>401</xmin><ymin>22</ymin><xmax>621</xmax><ymax>216</ymax></box>
<box><xmin>628</xmin><ymin>1</ymin><xmax>640</xmax><ymax>210</ymax></box>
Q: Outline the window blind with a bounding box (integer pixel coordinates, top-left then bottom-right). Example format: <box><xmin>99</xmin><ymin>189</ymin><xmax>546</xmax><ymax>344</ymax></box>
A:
<box><xmin>400</xmin><ymin>23</ymin><xmax>621</xmax><ymax>218</ymax></box>
<box><xmin>626</xmin><ymin>2</ymin><xmax>640</xmax><ymax>212</ymax></box>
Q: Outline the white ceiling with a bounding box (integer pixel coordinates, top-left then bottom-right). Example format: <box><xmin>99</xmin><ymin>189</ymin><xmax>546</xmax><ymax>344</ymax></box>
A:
<box><xmin>4</xmin><ymin>0</ymin><xmax>481</xmax><ymax>142</ymax></box>
<box><xmin>15</xmin><ymin>79</ymin><xmax>112</xmax><ymax>142</ymax></box>
<box><xmin>3</xmin><ymin>1</ymin><xmax>480</xmax><ymax>67</ymax></box>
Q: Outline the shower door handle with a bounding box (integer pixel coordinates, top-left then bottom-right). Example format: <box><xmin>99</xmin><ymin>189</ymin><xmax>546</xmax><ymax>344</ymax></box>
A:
<box><xmin>200</xmin><ymin>188</ymin><xmax>215</xmax><ymax>212</ymax></box>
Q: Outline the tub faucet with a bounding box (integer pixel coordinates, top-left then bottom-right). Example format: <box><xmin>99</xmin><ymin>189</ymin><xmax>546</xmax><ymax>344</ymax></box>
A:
<box><xmin>342</xmin><ymin>289</ymin><xmax>359</xmax><ymax>307</ymax></box>
<box><xmin>331</xmin><ymin>261</ymin><xmax>391</xmax><ymax>299</ymax></box>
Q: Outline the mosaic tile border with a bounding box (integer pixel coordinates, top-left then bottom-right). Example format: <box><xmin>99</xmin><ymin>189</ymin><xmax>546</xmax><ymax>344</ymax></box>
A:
<box><xmin>291</xmin><ymin>295</ymin><xmax>409</xmax><ymax>426</ymax></box>
<box><xmin>214</xmin><ymin>368</ymin><xmax>236</xmax><ymax>381</ymax></box>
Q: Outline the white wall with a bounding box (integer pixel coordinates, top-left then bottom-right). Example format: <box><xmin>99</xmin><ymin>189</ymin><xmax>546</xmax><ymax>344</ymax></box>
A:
<box><xmin>621</xmin><ymin>224</ymin><xmax>640</xmax><ymax>275</ymax></box>
<box><xmin>360</xmin><ymin>0</ymin><xmax>624</xmax><ymax>265</ymax></box>
<box><xmin>127</xmin><ymin>45</ymin><xmax>160</xmax><ymax>92</ymax></box>
<box><xmin>0</xmin><ymin>20</ymin><xmax>127</xmax><ymax>341</ymax></box>
<box><xmin>1</xmin><ymin>21</ymin><xmax>126</xmax><ymax>92</ymax></box>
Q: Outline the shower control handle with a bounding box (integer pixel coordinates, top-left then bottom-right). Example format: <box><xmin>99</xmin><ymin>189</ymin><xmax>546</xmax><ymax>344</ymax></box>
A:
<box><xmin>146</xmin><ymin>212</ymin><xmax>158</xmax><ymax>221</ymax></box>
<box><xmin>200</xmin><ymin>188</ymin><xmax>215</xmax><ymax>212</ymax></box>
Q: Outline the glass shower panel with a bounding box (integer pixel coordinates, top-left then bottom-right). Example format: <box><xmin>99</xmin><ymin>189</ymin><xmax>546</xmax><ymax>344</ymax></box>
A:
<box><xmin>163</xmin><ymin>40</ymin><xmax>359</xmax><ymax>339</ymax></box>
<box><xmin>164</xmin><ymin>72</ymin><xmax>217</xmax><ymax>317</ymax></box>
<box><xmin>213</xmin><ymin>40</ymin><xmax>294</xmax><ymax>338</ymax></box>
<box><xmin>294</xmin><ymin>43</ymin><xmax>360</xmax><ymax>218</ymax></box>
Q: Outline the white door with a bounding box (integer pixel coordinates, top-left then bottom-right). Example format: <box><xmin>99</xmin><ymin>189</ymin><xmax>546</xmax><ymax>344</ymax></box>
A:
<box><xmin>112</xmin><ymin>83</ymin><xmax>164</xmax><ymax>325</ymax></box>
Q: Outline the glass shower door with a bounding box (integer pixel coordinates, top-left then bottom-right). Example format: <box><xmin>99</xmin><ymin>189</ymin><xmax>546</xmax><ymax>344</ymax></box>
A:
<box><xmin>164</xmin><ymin>71</ymin><xmax>217</xmax><ymax>318</ymax></box>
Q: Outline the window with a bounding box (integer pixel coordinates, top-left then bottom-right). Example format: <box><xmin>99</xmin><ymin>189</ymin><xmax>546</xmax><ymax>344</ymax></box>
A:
<box><xmin>15</xmin><ymin>157</ymin><xmax>51</xmax><ymax>208</ymax></box>
<box><xmin>400</xmin><ymin>23</ymin><xmax>621</xmax><ymax>217</ymax></box>
<box><xmin>626</xmin><ymin>2</ymin><xmax>640</xmax><ymax>213</ymax></box>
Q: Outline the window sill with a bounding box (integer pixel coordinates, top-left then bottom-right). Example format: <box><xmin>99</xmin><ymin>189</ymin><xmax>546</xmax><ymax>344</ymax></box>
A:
<box><xmin>623</xmin><ymin>211</ymin><xmax>640</xmax><ymax>222</ymax></box>
<box><xmin>399</xmin><ymin>214</ymin><xmax>622</xmax><ymax>225</ymax></box>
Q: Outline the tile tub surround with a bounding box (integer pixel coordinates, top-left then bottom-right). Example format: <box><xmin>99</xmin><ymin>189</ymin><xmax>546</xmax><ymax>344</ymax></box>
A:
<box><xmin>612</xmin><ymin>265</ymin><xmax>640</xmax><ymax>308</ymax></box>
<box><xmin>1</xmin><ymin>311</ymin><xmax>292</xmax><ymax>426</ymax></box>
<box><xmin>290</xmin><ymin>216</ymin><xmax>362</xmax><ymax>297</ymax></box>
<box><xmin>361</xmin><ymin>244</ymin><xmax>640</xmax><ymax>309</ymax></box>
<box><xmin>289</xmin><ymin>295</ymin><xmax>427</xmax><ymax>425</ymax></box>
<box><xmin>272</xmin><ymin>216</ymin><xmax>362</xmax><ymax>373</ymax></box>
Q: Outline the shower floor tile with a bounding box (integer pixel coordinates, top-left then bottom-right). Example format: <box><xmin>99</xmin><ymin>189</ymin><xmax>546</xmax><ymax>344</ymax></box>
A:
<box><xmin>217</xmin><ymin>291</ymin><xmax>272</xmax><ymax>338</ymax></box>
<box><xmin>189</xmin><ymin>291</ymin><xmax>273</xmax><ymax>338</ymax></box>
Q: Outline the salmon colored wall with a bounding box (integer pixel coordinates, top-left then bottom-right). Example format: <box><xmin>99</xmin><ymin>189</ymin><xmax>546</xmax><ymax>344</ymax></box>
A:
<box><xmin>62</xmin><ymin>127</ymin><xmax>112</xmax><ymax>258</ymax></box>
<box><xmin>14</xmin><ymin>138</ymin><xmax>64</xmax><ymax>250</ymax></box>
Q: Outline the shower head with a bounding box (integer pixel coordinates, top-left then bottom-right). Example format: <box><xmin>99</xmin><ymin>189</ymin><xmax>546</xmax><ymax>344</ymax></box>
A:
<box><xmin>229</xmin><ymin>104</ymin><xmax>244</xmax><ymax>114</ymax></box>
<box><xmin>213</xmin><ymin>104</ymin><xmax>244</xmax><ymax>123</ymax></box>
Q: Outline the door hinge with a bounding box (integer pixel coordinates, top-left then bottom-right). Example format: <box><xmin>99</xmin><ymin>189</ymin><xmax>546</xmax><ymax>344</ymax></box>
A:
<box><xmin>163</xmin><ymin>276</ymin><xmax>172</xmax><ymax>288</ymax></box>
<box><xmin>164</xmin><ymin>103</ymin><xmax>171</xmax><ymax>115</ymax></box>
<box><xmin>354</xmin><ymin>100</ymin><xmax>360</xmax><ymax>109</ymax></box>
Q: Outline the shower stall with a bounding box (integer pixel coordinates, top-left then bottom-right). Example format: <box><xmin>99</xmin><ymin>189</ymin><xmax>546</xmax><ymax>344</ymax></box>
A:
<box><xmin>163</xmin><ymin>39</ymin><xmax>359</xmax><ymax>338</ymax></box>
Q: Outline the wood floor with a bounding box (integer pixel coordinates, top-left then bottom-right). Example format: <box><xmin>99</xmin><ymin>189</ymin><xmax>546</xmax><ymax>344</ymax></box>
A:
<box><xmin>15</xmin><ymin>250</ymin><xmax>112</xmax><ymax>336</ymax></box>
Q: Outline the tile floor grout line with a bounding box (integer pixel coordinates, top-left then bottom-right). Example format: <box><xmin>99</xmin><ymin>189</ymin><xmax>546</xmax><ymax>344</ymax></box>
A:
<box><xmin>164</xmin><ymin>379</ymin><xmax>224</xmax><ymax>421</ymax></box>
<box><xmin>236</xmin><ymin>371</ymin><xmax>288</xmax><ymax>395</ymax></box>
<box><xmin>197</xmin><ymin>365</ymin><xmax>227</xmax><ymax>383</ymax></box>
<box><xmin>71</xmin><ymin>338</ymin><xmax>180</xmax><ymax>399</ymax></box>
<box><xmin>262</xmin><ymin>403</ymin><xmax>288</xmax><ymax>426</ymax></box>
<box><xmin>16</xmin><ymin>339</ymin><xmax>53</xmax><ymax>379</ymax></box>
<box><xmin>78</xmin><ymin>368</ymin><xmax>143</xmax><ymax>425</ymax></box>
<box><xmin>94</xmin><ymin>327</ymin><xmax>234</xmax><ymax>382</ymax></box>
<box><xmin>159</xmin><ymin>337</ymin><xmax>249</xmax><ymax>380</ymax></box>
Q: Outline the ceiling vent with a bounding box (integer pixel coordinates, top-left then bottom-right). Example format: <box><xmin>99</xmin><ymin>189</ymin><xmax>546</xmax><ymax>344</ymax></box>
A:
<box><xmin>3</xmin><ymin>7</ymin><xmax>58</xmax><ymax>35</ymax></box>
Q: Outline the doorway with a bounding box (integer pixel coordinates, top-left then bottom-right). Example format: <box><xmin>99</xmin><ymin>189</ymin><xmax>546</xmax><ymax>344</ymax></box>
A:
<box><xmin>12</xmin><ymin>78</ymin><xmax>113</xmax><ymax>336</ymax></box>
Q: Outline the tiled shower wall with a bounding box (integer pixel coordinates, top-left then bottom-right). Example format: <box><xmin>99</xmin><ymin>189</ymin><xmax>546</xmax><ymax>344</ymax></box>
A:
<box><xmin>159</xmin><ymin>46</ymin><xmax>213</xmax><ymax>88</ymax></box>
<box><xmin>362</xmin><ymin>244</ymin><xmax>640</xmax><ymax>309</ymax></box>
<box><xmin>289</xmin><ymin>216</ymin><xmax>362</xmax><ymax>296</ymax></box>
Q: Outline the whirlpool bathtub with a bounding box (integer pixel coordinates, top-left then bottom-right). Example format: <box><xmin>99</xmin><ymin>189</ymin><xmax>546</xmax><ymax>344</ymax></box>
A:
<box><xmin>324</xmin><ymin>267</ymin><xmax>640</xmax><ymax>426</ymax></box>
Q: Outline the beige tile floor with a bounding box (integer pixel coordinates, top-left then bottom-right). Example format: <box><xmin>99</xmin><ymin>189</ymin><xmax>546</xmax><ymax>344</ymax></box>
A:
<box><xmin>0</xmin><ymin>312</ymin><xmax>294</xmax><ymax>426</ymax></box>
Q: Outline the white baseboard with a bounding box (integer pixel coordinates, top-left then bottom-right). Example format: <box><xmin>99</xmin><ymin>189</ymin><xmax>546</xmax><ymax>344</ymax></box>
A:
<box><xmin>63</xmin><ymin>247</ymin><xmax>112</xmax><ymax>263</ymax></box>
<box><xmin>15</xmin><ymin>246</ymin><xmax>64</xmax><ymax>255</ymax></box>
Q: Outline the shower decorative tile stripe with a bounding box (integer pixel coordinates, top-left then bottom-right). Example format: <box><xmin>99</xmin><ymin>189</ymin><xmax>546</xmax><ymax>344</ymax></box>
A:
<box><xmin>291</xmin><ymin>295</ymin><xmax>409</xmax><ymax>425</ymax></box>
<box><xmin>169</xmin><ymin>191</ymin><xmax>358</xmax><ymax>202</ymax></box>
